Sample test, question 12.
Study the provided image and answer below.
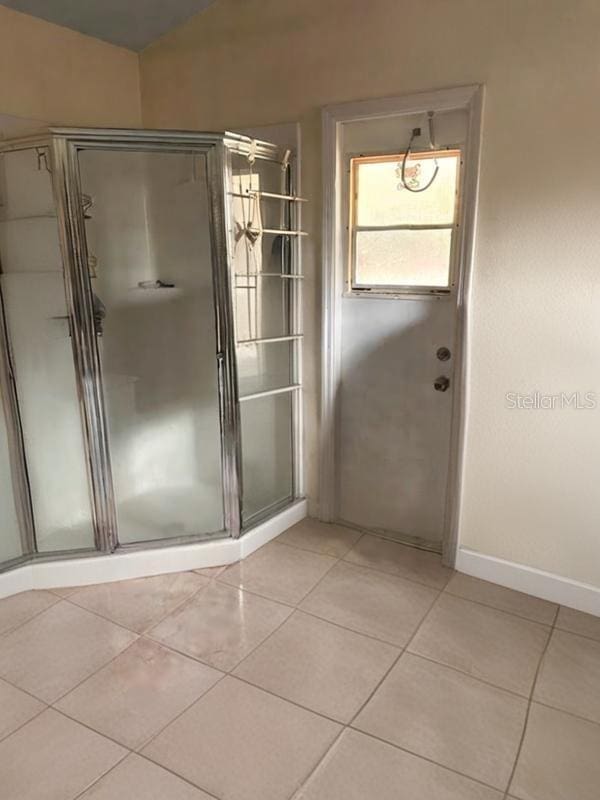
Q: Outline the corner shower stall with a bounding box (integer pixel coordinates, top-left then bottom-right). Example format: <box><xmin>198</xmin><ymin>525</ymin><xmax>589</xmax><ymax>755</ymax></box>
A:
<box><xmin>0</xmin><ymin>128</ymin><xmax>304</xmax><ymax>573</ymax></box>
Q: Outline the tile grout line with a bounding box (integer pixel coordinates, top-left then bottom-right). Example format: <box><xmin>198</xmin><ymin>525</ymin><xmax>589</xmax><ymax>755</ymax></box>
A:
<box><xmin>401</xmin><ymin>650</ymin><xmax>536</xmax><ymax>702</ymax></box>
<box><xmin>347</xmin><ymin>727</ymin><xmax>511</xmax><ymax>796</ymax></box>
<box><xmin>272</xmin><ymin>536</ymin><xmax>362</xmax><ymax>560</ymax></box>
<box><xmin>551</xmin><ymin>624</ymin><xmax>600</xmax><ymax>646</ymax></box>
<box><xmin>347</xmin><ymin>585</ymin><xmax>444</xmax><ymax>727</ymax></box>
<box><xmin>531</xmin><ymin>698</ymin><xmax>600</xmax><ymax>730</ymax></box>
<box><xmin>220</xmin><ymin>541</ymin><xmax>345</xmax><ymax>608</ymax></box>
<box><xmin>48</xmin><ymin>635</ymin><xmax>141</xmax><ymax>706</ymax></box>
<box><xmin>144</xmin><ymin>591</ymin><xmax>600</xmax><ymax>738</ymax></box>
<box><xmin>0</xmin><ymin>592</ymin><xmax>62</xmax><ymax>641</ymax></box>
<box><xmin>0</xmin><ymin>631</ymin><xmax>141</xmax><ymax>711</ymax></box>
<box><xmin>214</xmin><ymin>562</ymin><xmax>433</xmax><ymax>649</ymax></box>
<box><xmin>0</xmin><ymin>703</ymin><xmax>48</xmax><ymax>748</ymax></box>
<box><xmin>138</xmin><ymin>539</ymin><xmax>353</xmax><ymax>794</ymax></box>
<box><xmin>221</xmin><ymin>546</ymin><xmax>347</xmax><ymax>674</ymax></box>
<box><xmin>70</xmin><ymin>746</ymin><xmax>132</xmax><ymax>800</ymax></box>
<box><xmin>114</xmin><ymin>669</ymin><xmax>229</xmax><ymax>756</ymax></box>
<box><xmin>128</xmin><ymin>753</ymin><xmax>223</xmax><ymax>800</ymax></box>
<box><xmin>136</xmin><ymin>549</ymin><xmax>327</xmax><ymax>759</ymax></box>
<box><xmin>442</xmin><ymin>587</ymin><xmax>558</xmax><ymax>626</ymax></box>
<box><xmin>502</xmin><ymin>604</ymin><xmax>560</xmax><ymax>799</ymax></box>
<box><xmin>63</xmin><ymin>572</ymin><xmax>215</xmax><ymax>636</ymax></box>
<box><xmin>287</xmin><ymin>583</ymin><xmax>446</xmax><ymax>799</ymax></box>
<box><xmin>288</xmin><ymin>563</ymin><xmax>569</xmax><ymax>799</ymax></box>
<box><xmin>45</xmin><ymin>596</ymin><xmax>146</xmax><ymax>637</ymax></box>
<box><xmin>339</xmin><ymin>553</ymin><xmax>452</xmax><ymax>592</ymax></box>
<box><xmin>289</xmin><ymin>605</ymin><xmax>409</xmax><ymax>647</ymax></box>
<box><xmin>59</xmin><ymin>715</ymin><xmax>225</xmax><ymax>800</ymax></box>
<box><xmin>287</xmin><ymin>726</ymin><xmax>347</xmax><ymax>800</ymax></box>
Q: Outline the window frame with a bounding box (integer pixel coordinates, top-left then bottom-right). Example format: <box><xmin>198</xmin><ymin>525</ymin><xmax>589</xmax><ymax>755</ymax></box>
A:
<box><xmin>347</xmin><ymin>147</ymin><xmax>463</xmax><ymax>298</ymax></box>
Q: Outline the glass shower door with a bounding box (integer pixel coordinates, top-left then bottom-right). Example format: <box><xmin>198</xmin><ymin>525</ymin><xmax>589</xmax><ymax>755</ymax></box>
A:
<box><xmin>77</xmin><ymin>148</ymin><xmax>224</xmax><ymax>544</ymax></box>
<box><xmin>0</xmin><ymin>146</ymin><xmax>95</xmax><ymax>553</ymax></box>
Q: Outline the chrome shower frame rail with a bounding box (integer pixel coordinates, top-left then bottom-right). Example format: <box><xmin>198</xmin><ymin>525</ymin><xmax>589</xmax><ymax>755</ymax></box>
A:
<box><xmin>0</xmin><ymin>127</ymin><xmax>305</xmax><ymax>571</ymax></box>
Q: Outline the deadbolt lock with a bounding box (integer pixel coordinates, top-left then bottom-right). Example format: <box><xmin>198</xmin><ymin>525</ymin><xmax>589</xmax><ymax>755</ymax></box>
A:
<box><xmin>434</xmin><ymin>375</ymin><xmax>450</xmax><ymax>392</ymax></box>
<box><xmin>436</xmin><ymin>346</ymin><xmax>451</xmax><ymax>361</ymax></box>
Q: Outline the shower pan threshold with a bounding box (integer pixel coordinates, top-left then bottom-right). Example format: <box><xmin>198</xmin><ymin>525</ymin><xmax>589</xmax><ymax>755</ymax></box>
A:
<box><xmin>0</xmin><ymin>500</ymin><xmax>307</xmax><ymax>600</ymax></box>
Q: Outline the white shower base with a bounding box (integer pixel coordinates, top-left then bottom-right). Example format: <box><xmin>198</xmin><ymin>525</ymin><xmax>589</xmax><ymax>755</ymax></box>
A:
<box><xmin>0</xmin><ymin>499</ymin><xmax>307</xmax><ymax>599</ymax></box>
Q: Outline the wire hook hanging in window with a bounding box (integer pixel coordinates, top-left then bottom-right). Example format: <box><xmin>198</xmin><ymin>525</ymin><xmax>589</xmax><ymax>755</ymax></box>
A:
<box><xmin>399</xmin><ymin>111</ymin><xmax>439</xmax><ymax>193</ymax></box>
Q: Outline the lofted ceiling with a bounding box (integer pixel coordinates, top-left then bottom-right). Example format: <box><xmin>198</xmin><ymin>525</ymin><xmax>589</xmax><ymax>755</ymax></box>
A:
<box><xmin>0</xmin><ymin>0</ymin><xmax>217</xmax><ymax>50</ymax></box>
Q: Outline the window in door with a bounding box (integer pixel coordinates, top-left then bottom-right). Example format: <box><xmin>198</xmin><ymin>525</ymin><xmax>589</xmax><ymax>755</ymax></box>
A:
<box><xmin>348</xmin><ymin>149</ymin><xmax>461</xmax><ymax>294</ymax></box>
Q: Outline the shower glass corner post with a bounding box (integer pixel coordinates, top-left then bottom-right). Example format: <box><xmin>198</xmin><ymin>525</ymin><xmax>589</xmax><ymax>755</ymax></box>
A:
<box><xmin>224</xmin><ymin>137</ymin><xmax>306</xmax><ymax>529</ymax></box>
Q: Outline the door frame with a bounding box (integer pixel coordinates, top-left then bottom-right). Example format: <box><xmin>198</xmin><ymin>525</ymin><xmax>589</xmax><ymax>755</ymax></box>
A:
<box><xmin>319</xmin><ymin>85</ymin><xmax>484</xmax><ymax>566</ymax></box>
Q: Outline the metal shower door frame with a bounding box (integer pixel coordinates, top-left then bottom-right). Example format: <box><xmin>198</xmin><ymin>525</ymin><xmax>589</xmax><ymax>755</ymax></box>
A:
<box><xmin>49</xmin><ymin>128</ymin><xmax>248</xmax><ymax>550</ymax></box>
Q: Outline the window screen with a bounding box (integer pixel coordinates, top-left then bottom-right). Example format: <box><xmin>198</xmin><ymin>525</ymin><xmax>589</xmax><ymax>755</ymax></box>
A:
<box><xmin>349</xmin><ymin>149</ymin><xmax>461</xmax><ymax>292</ymax></box>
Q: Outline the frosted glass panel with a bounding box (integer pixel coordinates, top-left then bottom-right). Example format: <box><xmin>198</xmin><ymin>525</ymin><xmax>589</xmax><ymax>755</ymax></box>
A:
<box><xmin>79</xmin><ymin>149</ymin><xmax>224</xmax><ymax>543</ymax></box>
<box><xmin>0</xmin><ymin>148</ymin><xmax>94</xmax><ymax>552</ymax></box>
<box><xmin>238</xmin><ymin>341</ymin><xmax>293</xmax><ymax>397</ymax></box>
<box><xmin>351</xmin><ymin>150</ymin><xmax>459</xmax><ymax>291</ymax></box>
<box><xmin>355</xmin><ymin>151</ymin><xmax>460</xmax><ymax>227</ymax></box>
<box><xmin>234</xmin><ymin>270</ymin><xmax>291</xmax><ymax>341</ymax></box>
<box><xmin>241</xmin><ymin>393</ymin><xmax>293</xmax><ymax>521</ymax></box>
<box><xmin>355</xmin><ymin>229</ymin><xmax>452</xmax><ymax>287</ymax></box>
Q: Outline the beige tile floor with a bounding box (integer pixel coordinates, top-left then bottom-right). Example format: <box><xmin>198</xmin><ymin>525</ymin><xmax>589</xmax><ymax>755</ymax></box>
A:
<box><xmin>0</xmin><ymin>518</ymin><xmax>599</xmax><ymax>799</ymax></box>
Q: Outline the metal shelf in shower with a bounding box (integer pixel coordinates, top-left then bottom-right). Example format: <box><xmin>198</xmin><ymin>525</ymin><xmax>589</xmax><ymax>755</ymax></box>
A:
<box><xmin>230</xmin><ymin>158</ymin><xmax>305</xmax><ymax>525</ymax></box>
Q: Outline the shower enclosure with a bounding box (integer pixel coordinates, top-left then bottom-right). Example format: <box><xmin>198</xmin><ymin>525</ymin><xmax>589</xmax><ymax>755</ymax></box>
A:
<box><xmin>0</xmin><ymin>128</ymin><xmax>304</xmax><ymax>572</ymax></box>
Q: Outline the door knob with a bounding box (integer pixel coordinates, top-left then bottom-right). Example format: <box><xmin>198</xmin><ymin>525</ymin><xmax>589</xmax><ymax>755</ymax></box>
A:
<box><xmin>434</xmin><ymin>375</ymin><xmax>450</xmax><ymax>392</ymax></box>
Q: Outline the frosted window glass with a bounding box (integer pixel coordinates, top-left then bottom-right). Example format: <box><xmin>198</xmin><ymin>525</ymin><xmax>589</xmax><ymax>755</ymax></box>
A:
<box><xmin>355</xmin><ymin>152</ymin><xmax>459</xmax><ymax>227</ymax></box>
<box><xmin>351</xmin><ymin>150</ymin><xmax>460</xmax><ymax>290</ymax></box>
<box><xmin>355</xmin><ymin>229</ymin><xmax>452</xmax><ymax>287</ymax></box>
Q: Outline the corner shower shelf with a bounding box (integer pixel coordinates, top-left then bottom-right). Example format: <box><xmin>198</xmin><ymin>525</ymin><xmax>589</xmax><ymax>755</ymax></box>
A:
<box><xmin>239</xmin><ymin>383</ymin><xmax>301</xmax><ymax>402</ymax></box>
<box><xmin>127</xmin><ymin>286</ymin><xmax>183</xmax><ymax>304</ymax></box>
<box><xmin>0</xmin><ymin>213</ymin><xmax>57</xmax><ymax>223</ymax></box>
<box><xmin>237</xmin><ymin>334</ymin><xmax>302</xmax><ymax>346</ymax></box>
<box><xmin>234</xmin><ymin>272</ymin><xmax>303</xmax><ymax>280</ymax></box>
<box><xmin>230</xmin><ymin>190</ymin><xmax>307</xmax><ymax>203</ymax></box>
<box><xmin>246</xmin><ymin>227</ymin><xmax>308</xmax><ymax>237</ymax></box>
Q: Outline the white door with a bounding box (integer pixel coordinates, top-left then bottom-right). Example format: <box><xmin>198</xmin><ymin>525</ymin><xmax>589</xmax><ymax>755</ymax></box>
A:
<box><xmin>335</xmin><ymin>108</ymin><xmax>469</xmax><ymax>551</ymax></box>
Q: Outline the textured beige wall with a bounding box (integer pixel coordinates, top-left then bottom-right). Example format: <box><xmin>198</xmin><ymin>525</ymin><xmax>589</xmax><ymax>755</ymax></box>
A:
<box><xmin>140</xmin><ymin>0</ymin><xmax>600</xmax><ymax>587</ymax></box>
<box><xmin>0</xmin><ymin>5</ymin><xmax>141</xmax><ymax>127</ymax></box>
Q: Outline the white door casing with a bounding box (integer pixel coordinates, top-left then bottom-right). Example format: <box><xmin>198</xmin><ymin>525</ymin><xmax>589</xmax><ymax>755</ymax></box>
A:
<box><xmin>320</xmin><ymin>86</ymin><xmax>483</xmax><ymax>564</ymax></box>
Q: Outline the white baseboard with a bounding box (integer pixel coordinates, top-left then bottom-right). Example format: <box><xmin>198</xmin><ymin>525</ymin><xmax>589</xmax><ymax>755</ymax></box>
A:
<box><xmin>0</xmin><ymin>500</ymin><xmax>307</xmax><ymax>600</ymax></box>
<box><xmin>456</xmin><ymin>547</ymin><xmax>600</xmax><ymax>617</ymax></box>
